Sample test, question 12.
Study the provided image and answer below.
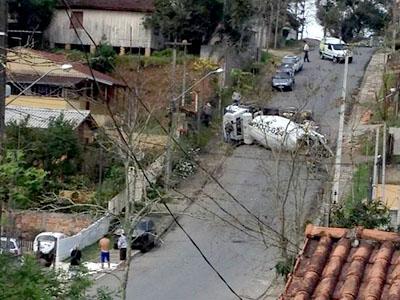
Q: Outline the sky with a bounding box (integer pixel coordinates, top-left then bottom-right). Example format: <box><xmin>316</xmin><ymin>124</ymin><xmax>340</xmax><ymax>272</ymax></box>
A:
<box><xmin>303</xmin><ymin>0</ymin><xmax>324</xmax><ymax>40</ymax></box>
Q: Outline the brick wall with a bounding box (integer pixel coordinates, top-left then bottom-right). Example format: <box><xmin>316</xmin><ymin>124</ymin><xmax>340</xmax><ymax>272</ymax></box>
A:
<box><xmin>12</xmin><ymin>211</ymin><xmax>93</xmax><ymax>240</ymax></box>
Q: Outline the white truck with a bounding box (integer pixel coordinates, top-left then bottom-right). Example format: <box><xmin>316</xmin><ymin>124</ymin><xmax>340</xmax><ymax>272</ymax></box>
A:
<box><xmin>319</xmin><ymin>37</ymin><xmax>353</xmax><ymax>63</ymax></box>
<box><xmin>223</xmin><ymin>104</ymin><xmax>332</xmax><ymax>155</ymax></box>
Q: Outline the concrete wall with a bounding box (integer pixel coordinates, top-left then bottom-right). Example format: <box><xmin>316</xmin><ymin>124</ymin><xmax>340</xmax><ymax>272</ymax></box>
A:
<box><xmin>46</xmin><ymin>9</ymin><xmax>161</xmax><ymax>49</ymax></box>
<box><xmin>13</xmin><ymin>211</ymin><xmax>93</xmax><ymax>240</ymax></box>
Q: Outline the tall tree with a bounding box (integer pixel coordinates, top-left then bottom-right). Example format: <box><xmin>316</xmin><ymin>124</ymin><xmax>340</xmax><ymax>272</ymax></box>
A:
<box><xmin>10</xmin><ymin>0</ymin><xmax>57</xmax><ymax>31</ymax></box>
<box><xmin>145</xmin><ymin>0</ymin><xmax>224</xmax><ymax>48</ymax></box>
<box><xmin>316</xmin><ymin>0</ymin><xmax>390</xmax><ymax>41</ymax></box>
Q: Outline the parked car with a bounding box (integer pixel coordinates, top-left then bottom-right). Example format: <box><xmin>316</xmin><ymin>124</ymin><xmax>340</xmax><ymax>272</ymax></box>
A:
<box><xmin>282</xmin><ymin>55</ymin><xmax>303</xmax><ymax>72</ymax></box>
<box><xmin>0</xmin><ymin>237</ymin><xmax>21</xmax><ymax>256</ymax></box>
<box><xmin>277</xmin><ymin>63</ymin><xmax>295</xmax><ymax>77</ymax></box>
<box><xmin>319</xmin><ymin>37</ymin><xmax>353</xmax><ymax>63</ymax></box>
<box><xmin>113</xmin><ymin>217</ymin><xmax>157</xmax><ymax>253</ymax></box>
<box><xmin>33</xmin><ymin>232</ymin><xmax>68</xmax><ymax>266</ymax></box>
<box><xmin>272</xmin><ymin>71</ymin><xmax>295</xmax><ymax>91</ymax></box>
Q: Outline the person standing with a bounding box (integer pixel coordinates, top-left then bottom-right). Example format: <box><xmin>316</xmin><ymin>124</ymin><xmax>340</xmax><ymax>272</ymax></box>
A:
<box><xmin>99</xmin><ymin>235</ymin><xmax>111</xmax><ymax>269</ymax></box>
<box><xmin>70</xmin><ymin>245</ymin><xmax>82</xmax><ymax>266</ymax></box>
<box><xmin>303</xmin><ymin>40</ymin><xmax>310</xmax><ymax>62</ymax></box>
<box><xmin>117</xmin><ymin>231</ymin><xmax>127</xmax><ymax>266</ymax></box>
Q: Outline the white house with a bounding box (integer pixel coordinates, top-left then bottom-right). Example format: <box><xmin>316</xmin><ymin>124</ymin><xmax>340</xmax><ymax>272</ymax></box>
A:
<box><xmin>46</xmin><ymin>0</ymin><xmax>162</xmax><ymax>56</ymax></box>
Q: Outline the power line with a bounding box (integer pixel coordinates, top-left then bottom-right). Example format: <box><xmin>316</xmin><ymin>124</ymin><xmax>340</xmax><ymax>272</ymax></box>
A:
<box><xmin>61</xmin><ymin>1</ymin><xmax>299</xmax><ymax>250</ymax></box>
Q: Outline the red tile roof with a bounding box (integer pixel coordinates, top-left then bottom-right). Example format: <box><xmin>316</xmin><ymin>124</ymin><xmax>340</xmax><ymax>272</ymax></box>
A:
<box><xmin>31</xmin><ymin>50</ymin><xmax>126</xmax><ymax>87</ymax></box>
<box><xmin>57</xmin><ymin>0</ymin><xmax>154</xmax><ymax>13</ymax></box>
<box><xmin>280</xmin><ymin>224</ymin><xmax>400</xmax><ymax>300</ymax></box>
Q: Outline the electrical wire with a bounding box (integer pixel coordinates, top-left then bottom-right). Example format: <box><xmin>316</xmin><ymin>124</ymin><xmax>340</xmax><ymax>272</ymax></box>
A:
<box><xmin>61</xmin><ymin>0</ymin><xmax>299</xmax><ymax>250</ymax></box>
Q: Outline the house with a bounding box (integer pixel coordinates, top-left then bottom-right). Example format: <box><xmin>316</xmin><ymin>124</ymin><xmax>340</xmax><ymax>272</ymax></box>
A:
<box><xmin>5</xmin><ymin>104</ymin><xmax>98</xmax><ymax>144</ymax></box>
<box><xmin>280</xmin><ymin>224</ymin><xmax>400</xmax><ymax>299</ymax></box>
<box><xmin>6</xmin><ymin>48</ymin><xmax>128</xmax><ymax>125</ymax></box>
<box><xmin>46</xmin><ymin>0</ymin><xmax>162</xmax><ymax>56</ymax></box>
<box><xmin>376</xmin><ymin>184</ymin><xmax>400</xmax><ymax>229</ymax></box>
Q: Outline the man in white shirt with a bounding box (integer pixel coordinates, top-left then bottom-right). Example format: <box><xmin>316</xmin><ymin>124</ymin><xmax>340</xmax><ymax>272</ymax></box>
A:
<box><xmin>303</xmin><ymin>40</ymin><xmax>310</xmax><ymax>62</ymax></box>
<box><xmin>118</xmin><ymin>231</ymin><xmax>127</xmax><ymax>265</ymax></box>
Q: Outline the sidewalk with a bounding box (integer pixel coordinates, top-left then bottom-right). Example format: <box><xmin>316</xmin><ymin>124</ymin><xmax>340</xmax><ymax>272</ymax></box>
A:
<box><xmin>318</xmin><ymin>51</ymin><xmax>387</xmax><ymax>225</ymax></box>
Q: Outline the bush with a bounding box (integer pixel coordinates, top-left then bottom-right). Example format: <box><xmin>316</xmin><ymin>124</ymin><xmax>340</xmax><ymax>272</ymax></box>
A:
<box><xmin>90</xmin><ymin>41</ymin><xmax>116</xmax><ymax>73</ymax></box>
<box><xmin>331</xmin><ymin>164</ymin><xmax>390</xmax><ymax>229</ymax></box>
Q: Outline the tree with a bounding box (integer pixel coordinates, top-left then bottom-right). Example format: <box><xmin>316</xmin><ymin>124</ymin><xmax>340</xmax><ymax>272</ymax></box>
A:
<box><xmin>0</xmin><ymin>254</ymin><xmax>92</xmax><ymax>299</ymax></box>
<box><xmin>145</xmin><ymin>0</ymin><xmax>223</xmax><ymax>48</ymax></box>
<box><xmin>10</xmin><ymin>0</ymin><xmax>57</xmax><ymax>31</ymax></box>
<box><xmin>316</xmin><ymin>0</ymin><xmax>390</xmax><ymax>41</ymax></box>
<box><xmin>5</xmin><ymin>115</ymin><xmax>82</xmax><ymax>186</ymax></box>
<box><xmin>90</xmin><ymin>40</ymin><xmax>116</xmax><ymax>73</ymax></box>
<box><xmin>0</xmin><ymin>150</ymin><xmax>47</xmax><ymax>209</ymax></box>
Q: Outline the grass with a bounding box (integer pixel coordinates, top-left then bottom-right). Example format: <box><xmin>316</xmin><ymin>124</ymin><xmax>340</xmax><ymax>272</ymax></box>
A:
<box><xmin>80</xmin><ymin>241</ymin><xmax>100</xmax><ymax>262</ymax></box>
<box><xmin>348</xmin><ymin>163</ymin><xmax>371</xmax><ymax>204</ymax></box>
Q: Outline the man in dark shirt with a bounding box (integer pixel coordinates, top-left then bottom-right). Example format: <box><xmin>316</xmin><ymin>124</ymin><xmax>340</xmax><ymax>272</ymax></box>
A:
<box><xmin>70</xmin><ymin>245</ymin><xmax>82</xmax><ymax>266</ymax></box>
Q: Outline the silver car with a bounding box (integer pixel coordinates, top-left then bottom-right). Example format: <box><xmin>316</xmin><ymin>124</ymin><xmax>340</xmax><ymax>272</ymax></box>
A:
<box><xmin>272</xmin><ymin>71</ymin><xmax>295</xmax><ymax>91</ymax></box>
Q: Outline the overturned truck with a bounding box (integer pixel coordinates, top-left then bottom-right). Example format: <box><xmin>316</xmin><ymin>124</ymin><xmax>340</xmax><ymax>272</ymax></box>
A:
<box><xmin>223</xmin><ymin>104</ymin><xmax>333</xmax><ymax>156</ymax></box>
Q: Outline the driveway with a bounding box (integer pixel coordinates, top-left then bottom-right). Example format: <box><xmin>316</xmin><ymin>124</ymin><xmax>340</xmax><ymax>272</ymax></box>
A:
<box><xmin>93</xmin><ymin>48</ymin><xmax>375</xmax><ymax>300</ymax></box>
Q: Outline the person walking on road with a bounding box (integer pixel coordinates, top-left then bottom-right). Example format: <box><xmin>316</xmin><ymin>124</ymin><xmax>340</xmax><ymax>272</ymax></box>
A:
<box><xmin>303</xmin><ymin>40</ymin><xmax>310</xmax><ymax>62</ymax></box>
<box><xmin>99</xmin><ymin>235</ymin><xmax>111</xmax><ymax>269</ymax></box>
<box><xmin>117</xmin><ymin>231</ymin><xmax>127</xmax><ymax>266</ymax></box>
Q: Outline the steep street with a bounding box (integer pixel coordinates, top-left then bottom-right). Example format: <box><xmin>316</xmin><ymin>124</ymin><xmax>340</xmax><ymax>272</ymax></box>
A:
<box><xmin>94</xmin><ymin>47</ymin><xmax>375</xmax><ymax>299</ymax></box>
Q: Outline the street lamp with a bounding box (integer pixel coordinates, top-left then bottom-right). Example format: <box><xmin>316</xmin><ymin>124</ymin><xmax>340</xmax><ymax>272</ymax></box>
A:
<box><xmin>173</xmin><ymin>68</ymin><xmax>224</xmax><ymax>106</ymax></box>
<box><xmin>164</xmin><ymin>67</ymin><xmax>224</xmax><ymax>191</ymax></box>
<box><xmin>6</xmin><ymin>63</ymin><xmax>73</xmax><ymax>106</ymax></box>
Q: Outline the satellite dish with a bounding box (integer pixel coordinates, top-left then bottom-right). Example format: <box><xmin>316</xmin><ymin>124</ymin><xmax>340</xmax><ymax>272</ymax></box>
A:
<box><xmin>6</xmin><ymin>84</ymin><xmax>11</xmax><ymax>97</ymax></box>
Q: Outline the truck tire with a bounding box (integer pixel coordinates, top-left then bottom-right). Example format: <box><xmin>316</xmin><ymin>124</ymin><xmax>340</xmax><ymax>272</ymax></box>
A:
<box><xmin>320</xmin><ymin>52</ymin><xmax>324</xmax><ymax>60</ymax></box>
<box><xmin>333</xmin><ymin>57</ymin><xmax>338</xmax><ymax>63</ymax></box>
<box><xmin>349</xmin><ymin>57</ymin><xmax>353</xmax><ymax>63</ymax></box>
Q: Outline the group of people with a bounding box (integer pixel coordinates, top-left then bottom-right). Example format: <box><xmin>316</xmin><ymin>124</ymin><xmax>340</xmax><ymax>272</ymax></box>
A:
<box><xmin>68</xmin><ymin>232</ymin><xmax>128</xmax><ymax>270</ymax></box>
<box><xmin>98</xmin><ymin>232</ymin><xmax>127</xmax><ymax>269</ymax></box>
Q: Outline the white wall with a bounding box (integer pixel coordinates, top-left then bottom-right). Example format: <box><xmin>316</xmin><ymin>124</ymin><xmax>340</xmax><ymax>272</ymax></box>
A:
<box><xmin>47</xmin><ymin>9</ymin><xmax>159</xmax><ymax>49</ymax></box>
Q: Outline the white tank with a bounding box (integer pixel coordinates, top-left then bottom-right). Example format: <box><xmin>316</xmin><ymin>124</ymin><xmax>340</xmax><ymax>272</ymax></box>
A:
<box><xmin>246</xmin><ymin>115</ymin><xmax>306</xmax><ymax>151</ymax></box>
<box><xmin>242</xmin><ymin>113</ymin><xmax>254</xmax><ymax>145</ymax></box>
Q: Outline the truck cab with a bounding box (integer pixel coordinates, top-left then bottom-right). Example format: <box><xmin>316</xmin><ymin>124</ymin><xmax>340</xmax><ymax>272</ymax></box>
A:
<box><xmin>319</xmin><ymin>37</ymin><xmax>353</xmax><ymax>63</ymax></box>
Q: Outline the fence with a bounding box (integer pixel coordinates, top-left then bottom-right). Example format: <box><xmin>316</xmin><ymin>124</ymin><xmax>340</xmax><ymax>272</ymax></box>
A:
<box><xmin>56</xmin><ymin>215</ymin><xmax>111</xmax><ymax>263</ymax></box>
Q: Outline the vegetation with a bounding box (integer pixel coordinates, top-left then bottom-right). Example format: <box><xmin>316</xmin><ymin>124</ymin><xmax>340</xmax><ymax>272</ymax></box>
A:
<box><xmin>10</xmin><ymin>0</ymin><xmax>57</xmax><ymax>31</ymax></box>
<box><xmin>0</xmin><ymin>254</ymin><xmax>92</xmax><ymax>299</ymax></box>
<box><xmin>146</xmin><ymin>0</ymin><xmax>255</xmax><ymax>50</ymax></box>
<box><xmin>0</xmin><ymin>150</ymin><xmax>47</xmax><ymax>209</ymax></box>
<box><xmin>90</xmin><ymin>40</ymin><xmax>117</xmax><ymax>73</ymax></box>
<box><xmin>331</xmin><ymin>164</ymin><xmax>390</xmax><ymax>229</ymax></box>
<box><xmin>316</xmin><ymin>0</ymin><xmax>389</xmax><ymax>41</ymax></box>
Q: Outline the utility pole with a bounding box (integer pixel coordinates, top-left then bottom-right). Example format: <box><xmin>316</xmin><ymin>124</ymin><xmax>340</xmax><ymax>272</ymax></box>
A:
<box><xmin>393</xmin><ymin>0</ymin><xmax>398</xmax><ymax>53</ymax></box>
<box><xmin>0</xmin><ymin>0</ymin><xmax>7</xmax><ymax>238</ymax></box>
<box><xmin>0</xmin><ymin>0</ymin><xmax>7</xmax><ymax>150</ymax></box>
<box><xmin>181</xmin><ymin>40</ymin><xmax>191</xmax><ymax>106</ymax></box>
<box><xmin>331</xmin><ymin>55</ymin><xmax>349</xmax><ymax>204</ymax></box>
<box><xmin>382</xmin><ymin>122</ymin><xmax>387</xmax><ymax>201</ymax></box>
<box><xmin>372</xmin><ymin>126</ymin><xmax>380</xmax><ymax>199</ymax></box>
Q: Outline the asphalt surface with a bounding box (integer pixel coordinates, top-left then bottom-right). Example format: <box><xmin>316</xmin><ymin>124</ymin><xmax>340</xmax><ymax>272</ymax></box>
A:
<box><xmin>93</xmin><ymin>48</ymin><xmax>375</xmax><ymax>300</ymax></box>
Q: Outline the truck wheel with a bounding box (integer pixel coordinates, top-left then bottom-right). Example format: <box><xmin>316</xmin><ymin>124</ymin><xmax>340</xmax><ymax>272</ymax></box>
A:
<box><xmin>320</xmin><ymin>53</ymin><xmax>324</xmax><ymax>60</ymax></box>
<box><xmin>333</xmin><ymin>57</ymin><xmax>338</xmax><ymax>63</ymax></box>
<box><xmin>349</xmin><ymin>57</ymin><xmax>353</xmax><ymax>63</ymax></box>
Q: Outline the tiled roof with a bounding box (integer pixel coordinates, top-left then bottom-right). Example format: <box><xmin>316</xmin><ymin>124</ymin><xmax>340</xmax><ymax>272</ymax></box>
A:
<box><xmin>280</xmin><ymin>224</ymin><xmax>400</xmax><ymax>300</ymax></box>
<box><xmin>30</xmin><ymin>50</ymin><xmax>126</xmax><ymax>87</ymax></box>
<box><xmin>7</xmin><ymin>49</ymin><xmax>125</xmax><ymax>87</ymax></box>
<box><xmin>57</xmin><ymin>0</ymin><xmax>154</xmax><ymax>12</ymax></box>
<box><xmin>6</xmin><ymin>105</ymin><xmax>93</xmax><ymax>129</ymax></box>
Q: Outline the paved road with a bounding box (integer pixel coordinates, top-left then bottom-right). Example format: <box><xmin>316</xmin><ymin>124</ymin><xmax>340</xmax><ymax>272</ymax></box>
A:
<box><xmin>94</xmin><ymin>48</ymin><xmax>375</xmax><ymax>300</ymax></box>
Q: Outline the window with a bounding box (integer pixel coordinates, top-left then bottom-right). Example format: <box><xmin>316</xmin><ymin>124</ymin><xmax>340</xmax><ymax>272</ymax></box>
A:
<box><xmin>70</xmin><ymin>11</ymin><xmax>83</xmax><ymax>29</ymax></box>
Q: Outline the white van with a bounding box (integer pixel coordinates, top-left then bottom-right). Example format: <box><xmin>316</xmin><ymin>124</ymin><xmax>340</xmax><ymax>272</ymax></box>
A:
<box><xmin>319</xmin><ymin>37</ymin><xmax>353</xmax><ymax>63</ymax></box>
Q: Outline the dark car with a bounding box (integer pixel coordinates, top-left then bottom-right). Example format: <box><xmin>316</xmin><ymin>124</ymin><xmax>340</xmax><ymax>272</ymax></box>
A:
<box><xmin>272</xmin><ymin>71</ymin><xmax>295</xmax><ymax>91</ymax></box>
<box><xmin>113</xmin><ymin>217</ymin><xmax>157</xmax><ymax>253</ymax></box>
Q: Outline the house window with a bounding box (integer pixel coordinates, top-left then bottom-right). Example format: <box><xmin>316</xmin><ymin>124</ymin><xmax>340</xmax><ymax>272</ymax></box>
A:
<box><xmin>70</xmin><ymin>11</ymin><xmax>83</xmax><ymax>29</ymax></box>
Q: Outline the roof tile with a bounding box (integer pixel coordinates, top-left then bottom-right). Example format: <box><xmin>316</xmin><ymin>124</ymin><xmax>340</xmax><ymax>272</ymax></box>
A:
<box><xmin>280</xmin><ymin>225</ymin><xmax>400</xmax><ymax>300</ymax></box>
